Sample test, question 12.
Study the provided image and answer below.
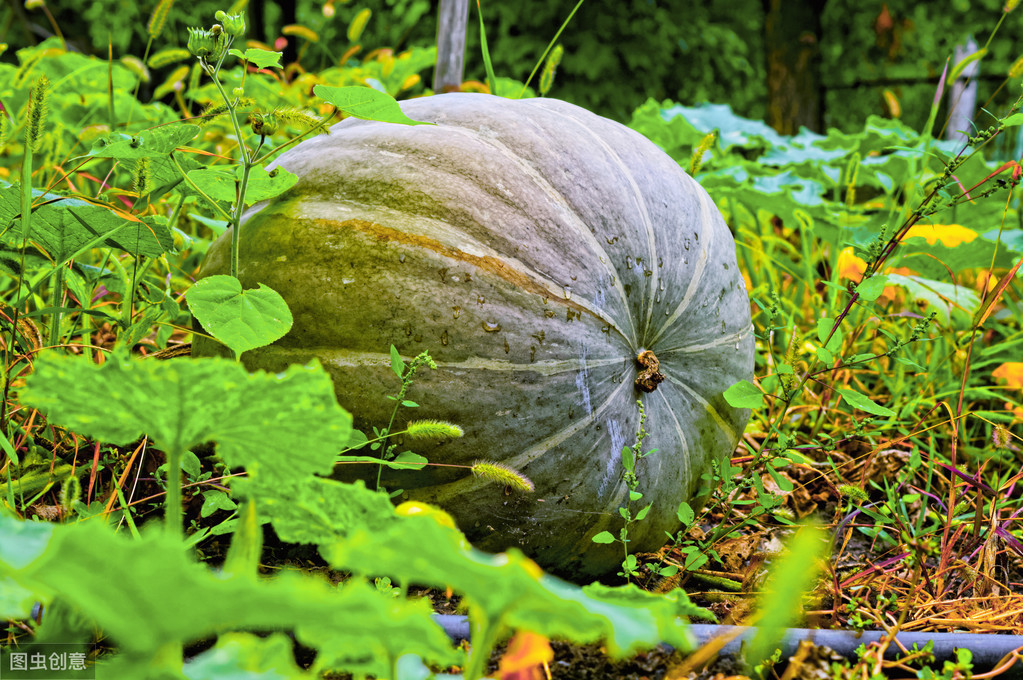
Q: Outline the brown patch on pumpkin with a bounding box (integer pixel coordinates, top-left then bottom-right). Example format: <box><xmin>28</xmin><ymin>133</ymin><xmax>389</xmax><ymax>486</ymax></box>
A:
<box><xmin>635</xmin><ymin>349</ymin><xmax>664</xmax><ymax>392</ymax></box>
<box><xmin>324</xmin><ymin>218</ymin><xmax>602</xmax><ymax>322</ymax></box>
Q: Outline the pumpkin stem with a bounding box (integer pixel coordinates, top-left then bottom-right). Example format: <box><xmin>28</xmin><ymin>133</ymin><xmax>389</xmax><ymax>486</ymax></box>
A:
<box><xmin>634</xmin><ymin>349</ymin><xmax>665</xmax><ymax>393</ymax></box>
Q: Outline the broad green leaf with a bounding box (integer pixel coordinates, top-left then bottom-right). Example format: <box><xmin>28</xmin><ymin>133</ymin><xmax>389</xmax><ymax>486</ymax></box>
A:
<box><xmin>885</xmin><ymin>274</ymin><xmax>981</xmax><ymax>326</ymax></box>
<box><xmin>816</xmin><ymin>317</ymin><xmax>843</xmax><ymax>350</ymax></box>
<box><xmin>816</xmin><ymin>346</ymin><xmax>833</xmax><ymax>364</ymax></box>
<box><xmin>745</xmin><ymin>524</ymin><xmax>827</xmax><ymax>669</ymax></box>
<box><xmin>837</xmin><ymin>387</ymin><xmax>896</xmax><ymax>417</ymax></box>
<box><xmin>0</xmin><ymin>515</ymin><xmax>457</xmax><ymax>672</ymax></box>
<box><xmin>313</xmin><ymin>85</ymin><xmax>432</xmax><ymax>125</ymax></box>
<box><xmin>323</xmin><ymin>516</ymin><xmax>696</xmax><ymax>657</ymax></box>
<box><xmin>186</xmin><ymin>165</ymin><xmax>298</xmax><ymax>206</ymax></box>
<box><xmin>19</xmin><ymin>352</ymin><xmax>350</xmax><ymax>483</ymax></box>
<box><xmin>228</xmin><ymin>48</ymin><xmax>282</xmax><ymax>69</ymax></box>
<box><xmin>184</xmin><ymin>632</ymin><xmax>310</xmax><ymax>680</ymax></box>
<box><xmin>723</xmin><ymin>379</ymin><xmax>763</xmax><ymax>409</ymax></box>
<box><xmin>1002</xmin><ymin>112</ymin><xmax>1023</xmax><ymax>127</ymax></box>
<box><xmin>591</xmin><ymin>530</ymin><xmax>615</xmax><ymax>544</ymax></box>
<box><xmin>87</xmin><ymin>125</ymin><xmax>200</xmax><ymax>159</ymax></box>
<box><xmin>188</xmin><ymin>275</ymin><xmax>293</xmax><ymax>359</ymax></box>
<box><xmin>855</xmin><ymin>274</ymin><xmax>889</xmax><ymax>302</ymax></box>
<box><xmin>244</xmin><ymin>477</ymin><xmax>395</xmax><ymax>545</ymax></box>
<box><xmin>0</xmin><ymin>185</ymin><xmax>172</xmax><ymax>257</ymax></box>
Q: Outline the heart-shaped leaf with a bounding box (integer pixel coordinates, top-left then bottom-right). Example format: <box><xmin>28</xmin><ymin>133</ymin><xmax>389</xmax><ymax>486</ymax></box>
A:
<box><xmin>188</xmin><ymin>275</ymin><xmax>293</xmax><ymax>359</ymax></box>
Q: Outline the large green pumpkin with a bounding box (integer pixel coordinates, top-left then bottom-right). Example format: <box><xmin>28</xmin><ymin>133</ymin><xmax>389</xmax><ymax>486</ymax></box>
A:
<box><xmin>193</xmin><ymin>93</ymin><xmax>754</xmax><ymax>580</ymax></box>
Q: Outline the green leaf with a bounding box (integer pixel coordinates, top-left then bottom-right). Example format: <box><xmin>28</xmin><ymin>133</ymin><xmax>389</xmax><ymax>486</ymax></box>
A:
<box><xmin>1002</xmin><ymin>112</ymin><xmax>1023</xmax><ymax>127</ymax></box>
<box><xmin>390</xmin><ymin>451</ymin><xmax>428</xmax><ymax>469</ymax></box>
<box><xmin>723</xmin><ymin>379</ymin><xmax>764</xmax><ymax>409</ymax></box>
<box><xmin>184</xmin><ymin>632</ymin><xmax>311</xmax><ymax>680</ymax></box>
<box><xmin>246</xmin><ymin>477</ymin><xmax>396</xmax><ymax>545</ymax></box>
<box><xmin>186</xmin><ymin>165</ymin><xmax>298</xmax><ymax>206</ymax></box>
<box><xmin>816</xmin><ymin>346</ymin><xmax>833</xmax><ymax>364</ymax></box>
<box><xmin>816</xmin><ymin>317</ymin><xmax>841</xmax><ymax>349</ymax></box>
<box><xmin>837</xmin><ymin>388</ymin><xmax>896</xmax><ymax>417</ymax></box>
<box><xmin>313</xmin><ymin>85</ymin><xmax>432</xmax><ymax>125</ymax></box>
<box><xmin>855</xmin><ymin>274</ymin><xmax>889</xmax><ymax>302</ymax></box>
<box><xmin>591</xmin><ymin>530</ymin><xmax>616</xmax><ymax>544</ymax></box>
<box><xmin>187</xmin><ymin>275</ymin><xmax>293</xmax><ymax>359</ymax></box>
<box><xmin>323</xmin><ymin>516</ymin><xmax>697</xmax><ymax>657</ymax></box>
<box><xmin>635</xmin><ymin>504</ymin><xmax>652</xmax><ymax>521</ymax></box>
<box><xmin>228</xmin><ymin>48</ymin><xmax>283</xmax><ymax>69</ymax></box>
<box><xmin>885</xmin><ymin>273</ymin><xmax>981</xmax><ymax>325</ymax></box>
<box><xmin>19</xmin><ymin>352</ymin><xmax>351</xmax><ymax>484</ymax></box>
<box><xmin>390</xmin><ymin>345</ymin><xmax>405</xmax><ymax>378</ymax></box>
<box><xmin>87</xmin><ymin>124</ymin><xmax>200</xmax><ymax>159</ymax></box>
<box><xmin>0</xmin><ymin>515</ymin><xmax>457</xmax><ymax>673</ymax></box>
<box><xmin>0</xmin><ymin>185</ymin><xmax>172</xmax><ymax>258</ymax></box>
<box><xmin>677</xmin><ymin>502</ymin><xmax>695</xmax><ymax>526</ymax></box>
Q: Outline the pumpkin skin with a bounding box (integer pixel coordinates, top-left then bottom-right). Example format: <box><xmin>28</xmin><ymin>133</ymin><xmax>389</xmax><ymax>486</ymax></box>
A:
<box><xmin>193</xmin><ymin>93</ymin><xmax>754</xmax><ymax>581</ymax></box>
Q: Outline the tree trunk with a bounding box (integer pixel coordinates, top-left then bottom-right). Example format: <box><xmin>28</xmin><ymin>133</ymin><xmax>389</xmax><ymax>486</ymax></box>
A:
<box><xmin>764</xmin><ymin>0</ymin><xmax>826</xmax><ymax>134</ymax></box>
<box><xmin>434</xmin><ymin>0</ymin><xmax>469</xmax><ymax>93</ymax></box>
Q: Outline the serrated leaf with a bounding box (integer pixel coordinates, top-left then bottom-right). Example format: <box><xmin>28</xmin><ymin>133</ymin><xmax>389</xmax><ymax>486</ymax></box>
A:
<box><xmin>228</xmin><ymin>48</ymin><xmax>282</xmax><ymax>69</ymax></box>
<box><xmin>323</xmin><ymin>517</ymin><xmax>697</xmax><ymax>656</ymax></box>
<box><xmin>837</xmin><ymin>387</ymin><xmax>896</xmax><ymax>417</ymax></box>
<box><xmin>313</xmin><ymin>85</ymin><xmax>432</xmax><ymax>125</ymax></box>
<box><xmin>855</xmin><ymin>274</ymin><xmax>889</xmax><ymax>302</ymax></box>
<box><xmin>0</xmin><ymin>515</ymin><xmax>456</xmax><ymax>673</ymax></box>
<box><xmin>19</xmin><ymin>352</ymin><xmax>350</xmax><ymax>483</ymax></box>
<box><xmin>723</xmin><ymin>379</ymin><xmax>763</xmax><ymax>409</ymax></box>
<box><xmin>187</xmin><ymin>275</ymin><xmax>293</xmax><ymax>359</ymax></box>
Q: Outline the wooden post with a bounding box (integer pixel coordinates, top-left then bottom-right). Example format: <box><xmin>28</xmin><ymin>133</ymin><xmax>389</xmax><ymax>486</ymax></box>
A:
<box><xmin>434</xmin><ymin>0</ymin><xmax>469</xmax><ymax>93</ymax></box>
<box><xmin>946</xmin><ymin>37</ymin><xmax>979</xmax><ymax>144</ymax></box>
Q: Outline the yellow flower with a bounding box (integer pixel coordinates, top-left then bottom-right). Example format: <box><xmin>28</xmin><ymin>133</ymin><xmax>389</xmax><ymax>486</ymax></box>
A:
<box><xmin>836</xmin><ymin>247</ymin><xmax>867</xmax><ymax>281</ymax></box>
<box><xmin>993</xmin><ymin>362</ymin><xmax>1023</xmax><ymax>390</ymax></box>
<box><xmin>904</xmin><ymin>224</ymin><xmax>978</xmax><ymax>247</ymax></box>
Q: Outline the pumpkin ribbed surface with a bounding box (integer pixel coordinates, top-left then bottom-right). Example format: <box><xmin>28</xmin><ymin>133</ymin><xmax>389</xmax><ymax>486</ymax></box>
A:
<box><xmin>193</xmin><ymin>93</ymin><xmax>754</xmax><ymax>580</ymax></box>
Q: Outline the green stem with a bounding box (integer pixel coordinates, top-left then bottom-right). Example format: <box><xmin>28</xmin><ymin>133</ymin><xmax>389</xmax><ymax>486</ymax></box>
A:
<box><xmin>165</xmin><ymin>447</ymin><xmax>183</xmax><ymax>538</ymax></box>
<box><xmin>206</xmin><ymin>68</ymin><xmax>252</xmax><ymax>280</ymax></box>
<box><xmin>48</xmin><ymin>262</ymin><xmax>64</xmax><ymax>346</ymax></box>
<box><xmin>463</xmin><ymin>612</ymin><xmax>501</xmax><ymax>680</ymax></box>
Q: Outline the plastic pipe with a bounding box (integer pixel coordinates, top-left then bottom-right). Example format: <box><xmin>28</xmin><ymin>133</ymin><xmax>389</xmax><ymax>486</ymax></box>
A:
<box><xmin>432</xmin><ymin>615</ymin><xmax>1023</xmax><ymax>677</ymax></box>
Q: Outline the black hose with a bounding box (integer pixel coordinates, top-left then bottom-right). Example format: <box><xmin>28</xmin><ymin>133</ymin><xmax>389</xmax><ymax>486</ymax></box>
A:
<box><xmin>432</xmin><ymin>615</ymin><xmax>1023</xmax><ymax>677</ymax></box>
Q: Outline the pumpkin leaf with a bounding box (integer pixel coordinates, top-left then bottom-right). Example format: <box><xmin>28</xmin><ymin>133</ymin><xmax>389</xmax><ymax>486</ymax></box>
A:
<box><xmin>322</xmin><ymin>516</ymin><xmax>696</xmax><ymax>656</ymax></box>
<box><xmin>19</xmin><ymin>352</ymin><xmax>350</xmax><ymax>482</ymax></box>
<box><xmin>0</xmin><ymin>515</ymin><xmax>457</xmax><ymax>673</ymax></box>
<box><xmin>723</xmin><ymin>379</ymin><xmax>764</xmax><ymax>409</ymax></box>
<box><xmin>186</xmin><ymin>165</ymin><xmax>298</xmax><ymax>206</ymax></box>
<box><xmin>86</xmin><ymin>124</ymin><xmax>200</xmax><ymax>159</ymax></box>
<box><xmin>187</xmin><ymin>275</ymin><xmax>293</xmax><ymax>359</ymax></box>
<box><xmin>313</xmin><ymin>85</ymin><xmax>432</xmax><ymax>126</ymax></box>
<box><xmin>228</xmin><ymin>48</ymin><xmax>282</xmax><ymax>69</ymax></box>
<box><xmin>837</xmin><ymin>388</ymin><xmax>896</xmax><ymax>418</ymax></box>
